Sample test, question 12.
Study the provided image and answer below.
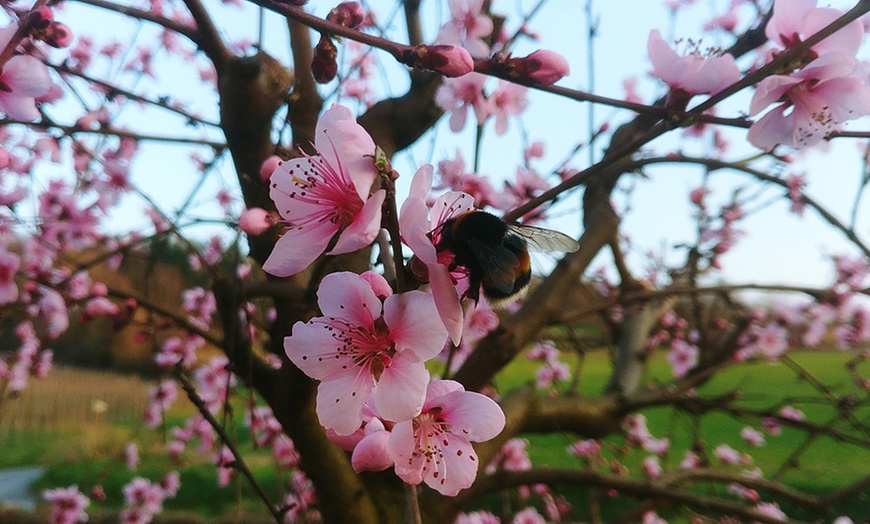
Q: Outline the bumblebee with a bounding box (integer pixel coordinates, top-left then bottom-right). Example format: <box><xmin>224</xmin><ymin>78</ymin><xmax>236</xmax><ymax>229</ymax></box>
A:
<box><xmin>433</xmin><ymin>210</ymin><xmax>579</xmax><ymax>302</ymax></box>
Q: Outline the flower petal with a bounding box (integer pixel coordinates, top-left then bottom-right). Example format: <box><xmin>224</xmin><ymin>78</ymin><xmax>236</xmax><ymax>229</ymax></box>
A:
<box><xmin>384</xmin><ymin>290</ymin><xmax>449</xmax><ymax>360</ymax></box>
<box><xmin>352</xmin><ymin>429</ymin><xmax>393</xmax><ymax>473</ymax></box>
<box><xmin>285</xmin><ymin>319</ymin><xmax>348</xmax><ymax>380</ymax></box>
<box><xmin>316</xmin><ymin>373</ymin><xmax>373</xmax><ymax>435</ymax></box>
<box><xmin>399</xmin><ymin>196</ymin><xmax>438</xmax><ymax>265</ymax></box>
<box><xmin>4</xmin><ymin>55</ymin><xmax>51</xmax><ymax>97</ymax></box>
<box><xmin>373</xmin><ymin>350</ymin><xmax>429</xmax><ymax>422</ymax></box>
<box><xmin>262</xmin><ymin>220</ymin><xmax>336</xmax><ymax>277</ymax></box>
<box><xmin>316</xmin><ymin>272</ymin><xmax>381</xmax><ymax>326</ymax></box>
<box><xmin>429</xmin><ymin>263</ymin><xmax>464</xmax><ymax>345</ymax></box>
<box><xmin>316</xmin><ymin>104</ymin><xmax>377</xmax><ymax>201</ymax></box>
<box><xmin>438</xmin><ymin>389</ymin><xmax>505</xmax><ymax>442</ymax></box>
<box><xmin>388</xmin><ymin>420</ymin><xmax>424</xmax><ymax>485</ymax></box>
<box><xmin>330</xmin><ymin>189</ymin><xmax>385</xmax><ymax>255</ymax></box>
<box><xmin>423</xmin><ymin>434</ymin><xmax>478</xmax><ymax>496</ymax></box>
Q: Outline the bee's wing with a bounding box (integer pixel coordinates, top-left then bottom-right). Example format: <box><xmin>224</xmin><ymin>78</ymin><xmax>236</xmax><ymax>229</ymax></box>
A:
<box><xmin>507</xmin><ymin>224</ymin><xmax>579</xmax><ymax>253</ymax></box>
<box><xmin>465</xmin><ymin>238</ymin><xmax>520</xmax><ymax>295</ymax></box>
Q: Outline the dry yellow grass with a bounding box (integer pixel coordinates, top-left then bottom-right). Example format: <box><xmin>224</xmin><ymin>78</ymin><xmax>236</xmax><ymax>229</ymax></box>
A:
<box><xmin>0</xmin><ymin>367</ymin><xmax>153</xmax><ymax>441</ymax></box>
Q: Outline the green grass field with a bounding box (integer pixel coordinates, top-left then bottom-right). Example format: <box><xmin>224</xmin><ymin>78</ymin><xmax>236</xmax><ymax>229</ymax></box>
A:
<box><xmin>1</xmin><ymin>350</ymin><xmax>868</xmax><ymax>522</ymax></box>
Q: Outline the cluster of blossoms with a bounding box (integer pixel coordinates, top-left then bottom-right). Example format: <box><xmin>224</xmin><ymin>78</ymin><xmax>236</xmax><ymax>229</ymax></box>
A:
<box><xmin>258</xmin><ymin>104</ymin><xmax>508</xmax><ymax>495</ymax></box>
<box><xmin>648</xmin><ymin>0</ymin><xmax>870</xmax><ymax>150</ymax></box>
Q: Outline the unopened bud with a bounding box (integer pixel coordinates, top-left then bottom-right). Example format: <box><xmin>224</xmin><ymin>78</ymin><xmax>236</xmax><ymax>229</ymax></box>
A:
<box><xmin>508</xmin><ymin>50</ymin><xmax>569</xmax><ymax>85</ymax></box>
<box><xmin>312</xmin><ymin>36</ymin><xmax>338</xmax><ymax>83</ymax></box>
<box><xmin>43</xmin><ymin>22</ymin><xmax>73</xmax><ymax>48</ymax></box>
<box><xmin>260</xmin><ymin>155</ymin><xmax>282</xmax><ymax>182</ymax></box>
<box><xmin>29</xmin><ymin>7</ymin><xmax>54</xmax><ymax>30</ymax></box>
<box><xmin>327</xmin><ymin>2</ymin><xmax>365</xmax><ymax>29</ymax></box>
<box><xmin>407</xmin><ymin>45</ymin><xmax>473</xmax><ymax>78</ymax></box>
<box><xmin>239</xmin><ymin>207</ymin><xmax>275</xmax><ymax>236</ymax></box>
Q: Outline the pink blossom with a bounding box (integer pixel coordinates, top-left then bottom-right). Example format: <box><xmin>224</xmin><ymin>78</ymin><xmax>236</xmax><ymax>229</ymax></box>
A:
<box><xmin>642</xmin><ymin>511</ymin><xmax>668</xmax><ymax>524</ymax></box>
<box><xmin>680</xmin><ymin>450</ymin><xmax>701</xmax><ymax>469</ymax></box>
<box><xmin>748</xmin><ymin>53</ymin><xmax>870</xmax><ymax>150</ymax></box>
<box><xmin>264</xmin><ymin>104</ymin><xmax>385</xmax><ymax>277</ymax></box>
<box><xmin>766</xmin><ymin>0</ymin><xmax>864</xmax><ymax>57</ymax></box>
<box><xmin>351</xmin><ymin>417</ymin><xmax>393</xmax><ymax>473</ymax></box>
<box><xmin>713</xmin><ymin>443</ymin><xmax>745</xmax><ymax>465</ymax></box>
<box><xmin>238</xmin><ymin>207</ymin><xmax>274</xmax><ymax>236</ymax></box>
<box><xmin>412</xmin><ymin>45</ymin><xmax>475</xmax><ymax>77</ymax></box>
<box><xmin>43</xmin><ymin>485</ymin><xmax>90</xmax><ymax>524</ymax></box>
<box><xmin>755</xmin><ymin>501</ymin><xmax>787</xmax><ymax>521</ymax></box>
<box><xmin>0</xmin><ymin>249</ymin><xmax>20</xmax><ymax>305</ymax></box>
<box><xmin>785</xmin><ymin>172</ymin><xmax>807</xmax><ymax>215</ymax></box>
<box><xmin>435</xmin><ymin>0</ymin><xmax>493</xmax><ymax>58</ymax></box>
<box><xmin>125</xmin><ymin>442</ymin><xmax>140</xmax><ymax>470</ymax></box>
<box><xmin>490</xmin><ymin>81</ymin><xmax>528</xmax><ymax>135</ymax></box>
<box><xmin>0</xmin><ymin>26</ymin><xmax>53</xmax><ymax>121</ymax></box>
<box><xmin>436</xmin><ymin>151</ymin><xmax>498</xmax><ymax>207</ymax></box>
<box><xmin>455</xmin><ymin>511</ymin><xmax>500</xmax><ymax>524</ymax></box>
<box><xmin>389</xmin><ymin>380</ymin><xmax>505</xmax><ymax>496</ymax></box>
<box><xmin>568</xmin><ymin>439</ymin><xmax>601</xmax><ymax>458</ymax></box>
<box><xmin>435</xmin><ymin>73</ymin><xmax>491</xmax><ymax>132</ymax></box>
<box><xmin>751</xmin><ymin>321</ymin><xmax>789</xmax><ymax>359</ymax></box>
<box><xmin>399</xmin><ymin>165</ymin><xmax>476</xmax><ymax>344</ymax></box>
<box><xmin>741</xmin><ymin>426</ymin><xmax>766</xmax><ymax>447</ymax></box>
<box><xmin>511</xmin><ymin>507</ymin><xmax>547</xmax><ymax>524</ymax></box>
<box><xmin>508</xmin><ymin>50</ymin><xmax>570</xmax><ymax>85</ymax></box>
<box><xmin>780</xmin><ymin>405</ymin><xmax>805</xmax><ymax>421</ymax></box>
<box><xmin>486</xmin><ymin>438</ymin><xmax>532</xmax><ymax>473</ymax></box>
<box><xmin>647</xmin><ymin>29</ymin><xmax>741</xmax><ymax>95</ymax></box>
<box><xmin>285</xmin><ymin>271</ymin><xmax>448</xmax><ymax>435</ymax></box>
<box><xmin>643</xmin><ymin>455</ymin><xmax>662</xmax><ymax>478</ymax></box>
<box><xmin>259</xmin><ymin>155</ymin><xmax>281</xmax><ymax>182</ymax></box>
<box><xmin>667</xmin><ymin>339</ymin><xmax>699</xmax><ymax>377</ymax></box>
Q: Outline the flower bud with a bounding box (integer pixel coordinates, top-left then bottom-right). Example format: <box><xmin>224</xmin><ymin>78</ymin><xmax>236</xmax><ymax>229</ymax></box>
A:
<box><xmin>327</xmin><ymin>2</ymin><xmax>365</xmax><ymax>29</ymax></box>
<box><xmin>43</xmin><ymin>22</ymin><xmax>73</xmax><ymax>48</ymax></box>
<box><xmin>239</xmin><ymin>207</ymin><xmax>275</xmax><ymax>236</ymax></box>
<box><xmin>408</xmin><ymin>45</ymin><xmax>474</xmax><ymax>78</ymax></box>
<box><xmin>508</xmin><ymin>50</ymin><xmax>569</xmax><ymax>85</ymax></box>
<box><xmin>312</xmin><ymin>36</ymin><xmax>339</xmax><ymax>83</ymax></box>
<box><xmin>260</xmin><ymin>155</ymin><xmax>282</xmax><ymax>182</ymax></box>
<box><xmin>29</xmin><ymin>7</ymin><xmax>54</xmax><ymax>30</ymax></box>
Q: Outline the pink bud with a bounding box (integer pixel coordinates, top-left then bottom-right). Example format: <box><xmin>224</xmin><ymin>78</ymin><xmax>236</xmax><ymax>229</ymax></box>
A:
<box><xmin>509</xmin><ymin>50</ymin><xmax>569</xmax><ymax>85</ymax></box>
<box><xmin>260</xmin><ymin>155</ymin><xmax>282</xmax><ymax>182</ymax></box>
<box><xmin>327</xmin><ymin>2</ymin><xmax>366</xmax><ymax>29</ymax></box>
<box><xmin>239</xmin><ymin>208</ymin><xmax>274</xmax><ymax>236</ymax></box>
<box><xmin>29</xmin><ymin>7</ymin><xmax>54</xmax><ymax>30</ymax></box>
<box><xmin>44</xmin><ymin>22</ymin><xmax>73</xmax><ymax>48</ymax></box>
<box><xmin>408</xmin><ymin>45</ymin><xmax>474</xmax><ymax>78</ymax></box>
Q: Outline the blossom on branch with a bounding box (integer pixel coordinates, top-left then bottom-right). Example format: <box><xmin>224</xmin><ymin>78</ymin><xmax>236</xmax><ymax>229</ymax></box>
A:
<box><xmin>285</xmin><ymin>271</ymin><xmax>448</xmax><ymax>435</ymax></box>
<box><xmin>0</xmin><ymin>25</ymin><xmax>53</xmax><ymax>121</ymax></box>
<box><xmin>264</xmin><ymin>104</ymin><xmax>385</xmax><ymax>277</ymax></box>
<box><xmin>647</xmin><ymin>29</ymin><xmax>741</xmax><ymax>97</ymax></box>
<box><xmin>388</xmin><ymin>379</ymin><xmax>505</xmax><ymax>496</ymax></box>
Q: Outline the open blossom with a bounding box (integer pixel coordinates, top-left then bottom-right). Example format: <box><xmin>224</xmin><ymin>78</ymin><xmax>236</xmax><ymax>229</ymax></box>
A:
<box><xmin>435</xmin><ymin>73</ymin><xmax>491</xmax><ymax>133</ymax></box>
<box><xmin>0</xmin><ymin>249</ymin><xmax>20</xmax><ymax>305</ymax></box>
<box><xmin>748</xmin><ymin>52</ymin><xmax>870</xmax><ymax>150</ymax></box>
<box><xmin>766</xmin><ymin>0</ymin><xmax>864</xmax><ymax>57</ymax></box>
<box><xmin>667</xmin><ymin>339</ymin><xmax>698</xmax><ymax>377</ymax></box>
<box><xmin>389</xmin><ymin>380</ymin><xmax>505</xmax><ymax>496</ymax></box>
<box><xmin>263</xmin><ymin>104</ymin><xmax>385</xmax><ymax>277</ymax></box>
<box><xmin>647</xmin><ymin>29</ymin><xmax>741</xmax><ymax>96</ymax></box>
<box><xmin>43</xmin><ymin>485</ymin><xmax>90</xmax><ymax>524</ymax></box>
<box><xmin>400</xmin><ymin>165</ymin><xmax>476</xmax><ymax>344</ymax></box>
<box><xmin>0</xmin><ymin>26</ymin><xmax>53</xmax><ymax>121</ymax></box>
<box><xmin>285</xmin><ymin>271</ymin><xmax>448</xmax><ymax>435</ymax></box>
<box><xmin>435</xmin><ymin>0</ymin><xmax>493</xmax><ymax>58</ymax></box>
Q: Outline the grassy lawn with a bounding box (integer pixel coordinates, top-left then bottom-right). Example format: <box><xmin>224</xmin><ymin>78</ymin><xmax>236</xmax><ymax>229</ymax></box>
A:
<box><xmin>1</xmin><ymin>351</ymin><xmax>868</xmax><ymax>522</ymax></box>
